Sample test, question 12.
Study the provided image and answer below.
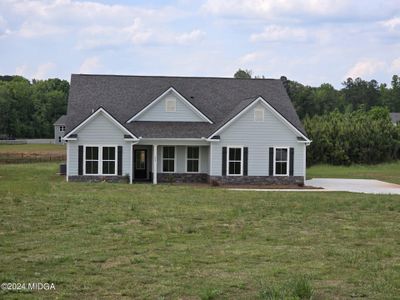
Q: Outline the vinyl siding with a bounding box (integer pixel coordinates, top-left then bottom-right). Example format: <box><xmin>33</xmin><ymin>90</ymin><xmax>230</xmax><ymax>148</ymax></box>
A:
<box><xmin>67</xmin><ymin>112</ymin><xmax>132</xmax><ymax>176</ymax></box>
<box><xmin>210</xmin><ymin>104</ymin><xmax>306</xmax><ymax>176</ymax></box>
<box><xmin>136</xmin><ymin>92</ymin><xmax>206</xmax><ymax>122</ymax></box>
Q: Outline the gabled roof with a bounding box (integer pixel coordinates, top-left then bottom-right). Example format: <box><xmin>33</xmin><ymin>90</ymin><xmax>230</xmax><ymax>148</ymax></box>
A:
<box><xmin>64</xmin><ymin>107</ymin><xmax>137</xmax><ymax>140</ymax></box>
<box><xmin>66</xmin><ymin>74</ymin><xmax>307</xmax><ymax>139</ymax></box>
<box><xmin>53</xmin><ymin>115</ymin><xmax>67</xmax><ymax>125</ymax></box>
<box><xmin>127</xmin><ymin>87</ymin><xmax>213</xmax><ymax>123</ymax></box>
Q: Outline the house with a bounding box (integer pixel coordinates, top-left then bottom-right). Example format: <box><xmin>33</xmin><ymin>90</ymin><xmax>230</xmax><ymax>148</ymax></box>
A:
<box><xmin>63</xmin><ymin>74</ymin><xmax>311</xmax><ymax>185</ymax></box>
<box><xmin>54</xmin><ymin>115</ymin><xmax>67</xmax><ymax>144</ymax></box>
<box><xmin>390</xmin><ymin>112</ymin><xmax>400</xmax><ymax>125</ymax></box>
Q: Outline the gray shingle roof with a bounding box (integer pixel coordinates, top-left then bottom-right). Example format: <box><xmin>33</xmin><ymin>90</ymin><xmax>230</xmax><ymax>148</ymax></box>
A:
<box><xmin>53</xmin><ymin>114</ymin><xmax>67</xmax><ymax>125</ymax></box>
<box><xmin>65</xmin><ymin>74</ymin><xmax>307</xmax><ymax>138</ymax></box>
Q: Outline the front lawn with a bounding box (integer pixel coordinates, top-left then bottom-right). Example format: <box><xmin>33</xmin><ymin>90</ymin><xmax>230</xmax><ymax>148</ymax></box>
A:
<box><xmin>307</xmin><ymin>161</ymin><xmax>400</xmax><ymax>185</ymax></box>
<box><xmin>0</xmin><ymin>163</ymin><xmax>399</xmax><ymax>299</ymax></box>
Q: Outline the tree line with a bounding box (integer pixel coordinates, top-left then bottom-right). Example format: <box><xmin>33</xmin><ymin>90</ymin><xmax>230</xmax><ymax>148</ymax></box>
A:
<box><xmin>235</xmin><ymin>69</ymin><xmax>400</xmax><ymax>165</ymax></box>
<box><xmin>0</xmin><ymin>76</ymin><xmax>69</xmax><ymax>139</ymax></box>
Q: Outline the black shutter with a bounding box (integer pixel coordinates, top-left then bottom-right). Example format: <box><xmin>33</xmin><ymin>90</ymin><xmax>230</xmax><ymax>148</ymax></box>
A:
<box><xmin>222</xmin><ymin>147</ymin><xmax>227</xmax><ymax>176</ymax></box>
<box><xmin>289</xmin><ymin>147</ymin><xmax>294</xmax><ymax>176</ymax></box>
<box><xmin>243</xmin><ymin>147</ymin><xmax>248</xmax><ymax>176</ymax></box>
<box><xmin>118</xmin><ymin>146</ymin><xmax>123</xmax><ymax>176</ymax></box>
<box><xmin>269</xmin><ymin>147</ymin><xmax>274</xmax><ymax>176</ymax></box>
<box><xmin>78</xmin><ymin>145</ymin><xmax>83</xmax><ymax>175</ymax></box>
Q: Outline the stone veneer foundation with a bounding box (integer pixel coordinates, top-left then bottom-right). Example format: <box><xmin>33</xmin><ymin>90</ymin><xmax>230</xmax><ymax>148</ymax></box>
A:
<box><xmin>68</xmin><ymin>176</ymin><xmax>129</xmax><ymax>183</ymax></box>
<box><xmin>157</xmin><ymin>173</ymin><xmax>208</xmax><ymax>183</ymax></box>
<box><xmin>208</xmin><ymin>175</ymin><xmax>304</xmax><ymax>185</ymax></box>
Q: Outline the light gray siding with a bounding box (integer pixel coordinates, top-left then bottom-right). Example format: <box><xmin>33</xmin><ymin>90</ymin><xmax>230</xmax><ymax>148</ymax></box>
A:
<box><xmin>210</xmin><ymin>103</ymin><xmax>306</xmax><ymax>177</ymax></box>
<box><xmin>135</xmin><ymin>92</ymin><xmax>206</xmax><ymax>122</ymax></box>
<box><xmin>67</xmin><ymin>112</ymin><xmax>132</xmax><ymax>176</ymax></box>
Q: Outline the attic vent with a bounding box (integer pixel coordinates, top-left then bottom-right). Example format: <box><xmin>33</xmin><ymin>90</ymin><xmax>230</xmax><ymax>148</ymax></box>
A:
<box><xmin>254</xmin><ymin>108</ymin><xmax>264</xmax><ymax>122</ymax></box>
<box><xmin>165</xmin><ymin>98</ymin><xmax>176</xmax><ymax>112</ymax></box>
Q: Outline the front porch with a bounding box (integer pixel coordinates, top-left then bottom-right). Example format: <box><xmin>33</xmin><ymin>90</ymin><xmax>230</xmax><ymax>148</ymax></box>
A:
<box><xmin>130</xmin><ymin>143</ymin><xmax>210</xmax><ymax>184</ymax></box>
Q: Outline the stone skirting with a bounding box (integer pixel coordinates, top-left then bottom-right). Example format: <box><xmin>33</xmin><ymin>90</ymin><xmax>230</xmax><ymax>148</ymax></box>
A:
<box><xmin>68</xmin><ymin>175</ymin><xmax>129</xmax><ymax>183</ymax></box>
<box><xmin>157</xmin><ymin>173</ymin><xmax>208</xmax><ymax>183</ymax></box>
<box><xmin>209</xmin><ymin>175</ymin><xmax>304</xmax><ymax>185</ymax></box>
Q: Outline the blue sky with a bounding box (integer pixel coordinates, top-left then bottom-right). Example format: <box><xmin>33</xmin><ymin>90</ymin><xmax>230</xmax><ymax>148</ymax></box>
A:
<box><xmin>0</xmin><ymin>0</ymin><xmax>399</xmax><ymax>87</ymax></box>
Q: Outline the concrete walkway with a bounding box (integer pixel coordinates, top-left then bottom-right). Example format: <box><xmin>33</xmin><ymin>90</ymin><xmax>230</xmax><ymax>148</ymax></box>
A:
<box><xmin>305</xmin><ymin>178</ymin><xmax>400</xmax><ymax>195</ymax></box>
<box><xmin>230</xmin><ymin>178</ymin><xmax>400</xmax><ymax>195</ymax></box>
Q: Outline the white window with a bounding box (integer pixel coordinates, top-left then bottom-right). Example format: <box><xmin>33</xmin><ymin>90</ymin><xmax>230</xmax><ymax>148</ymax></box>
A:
<box><xmin>254</xmin><ymin>108</ymin><xmax>264</xmax><ymax>122</ymax></box>
<box><xmin>84</xmin><ymin>146</ymin><xmax>117</xmax><ymax>175</ymax></box>
<box><xmin>165</xmin><ymin>98</ymin><xmax>176</xmax><ymax>112</ymax></box>
<box><xmin>59</xmin><ymin>125</ymin><xmax>65</xmax><ymax>132</ymax></box>
<box><xmin>227</xmin><ymin>146</ymin><xmax>243</xmax><ymax>176</ymax></box>
<box><xmin>186</xmin><ymin>146</ymin><xmax>200</xmax><ymax>173</ymax></box>
<box><xmin>162</xmin><ymin>146</ymin><xmax>175</xmax><ymax>173</ymax></box>
<box><xmin>274</xmin><ymin>147</ymin><xmax>289</xmax><ymax>176</ymax></box>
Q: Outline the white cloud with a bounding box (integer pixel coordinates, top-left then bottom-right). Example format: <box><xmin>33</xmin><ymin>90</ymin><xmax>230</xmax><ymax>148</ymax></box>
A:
<box><xmin>390</xmin><ymin>57</ymin><xmax>400</xmax><ymax>73</ymax></box>
<box><xmin>33</xmin><ymin>62</ymin><xmax>55</xmax><ymax>79</ymax></box>
<box><xmin>15</xmin><ymin>65</ymin><xmax>28</xmax><ymax>77</ymax></box>
<box><xmin>380</xmin><ymin>17</ymin><xmax>400</xmax><ymax>31</ymax></box>
<box><xmin>18</xmin><ymin>21</ymin><xmax>65</xmax><ymax>38</ymax></box>
<box><xmin>175</xmin><ymin>29</ymin><xmax>205</xmax><ymax>44</ymax></box>
<box><xmin>250</xmin><ymin>25</ymin><xmax>308</xmax><ymax>43</ymax></box>
<box><xmin>345</xmin><ymin>59</ymin><xmax>385</xmax><ymax>79</ymax></box>
<box><xmin>79</xmin><ymin>57</ymin><xmax>101</xmax><ymax>74</ymax></box>
<box><xmin>239</xmin><ymin>52</ymin><xmax>263</xmax><ymax>64</ymax></box>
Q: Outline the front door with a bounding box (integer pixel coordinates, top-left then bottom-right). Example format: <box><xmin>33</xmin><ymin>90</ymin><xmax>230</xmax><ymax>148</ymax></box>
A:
<box><xmin>134</xmin><ymin>149</ymin><xmax>147</xmax><ymax>179</ymax></box>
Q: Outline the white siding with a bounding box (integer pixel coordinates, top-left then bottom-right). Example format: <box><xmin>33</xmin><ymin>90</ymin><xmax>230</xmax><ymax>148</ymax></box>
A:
<box><xmin>210</xmin><ymin>103</ymin><xmax>306</xmax><ymax>176</ymax></box>
<box><xmin>136</xmin><ymin>92</ymin><xmax>205</xmax><ymax>122</ymax></box>
<box><xmin>67</xmin><ymin>112</ymin><xmax>132</xmax><ymax>176</ymax></box>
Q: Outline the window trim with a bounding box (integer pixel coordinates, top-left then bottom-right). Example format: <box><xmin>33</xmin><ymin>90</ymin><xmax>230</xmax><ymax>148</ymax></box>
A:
<box><xmin>185</xmin><ymin>146</ymin><xmax>200</xmax><ymax>173</ymax></box>
<box><xmin>254</xmin><ymin>107</ymin><xmax>264</xmax><ymax>122</ymax></box>
<box><xmin>83</xmin><ymin>145</ymin><xmax>118</xmax><ymax>176</ymax></box>
<box><xmin>273</xmin><ymin>146</ymin><xmax>289</xmax><ymax>176</ymax></box>
<box><xmin>165</xmin><ymin>98</ymin><xmax>177</xmax><ymax>112</ymax></box>
<box><xmin>161</xmin><ymin>146</ymin><xmax>176</xmax><ymax>173</ymax></box>
<box><xmin>227</xmin><ymin>146</ymin><xmax>244</xmax><ymax>176</ymax></box>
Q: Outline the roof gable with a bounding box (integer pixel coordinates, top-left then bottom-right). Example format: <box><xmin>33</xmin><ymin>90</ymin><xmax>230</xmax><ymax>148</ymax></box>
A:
<box><xmin>64</xmin><ymin>107</ymin><xmax>137</xmax><ymax>140</ymax></box>
<box><xmin>208</xmin><ymin>97</ymin><xmax>310</xmax><ymax>142</ymax></box>
<box><xmin>127</xmin><ymin>87</ymin><xmax>213</xmax><ymax>123</ymax></box>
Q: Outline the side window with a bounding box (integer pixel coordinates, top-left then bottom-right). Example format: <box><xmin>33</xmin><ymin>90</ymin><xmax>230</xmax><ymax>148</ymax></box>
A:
<box><xmin>102</xmin><ymin>147</ymin><xmax>116</xmax><ymax>175</ymax></box>
<box><xmin>85</xmin><ymin>146</ymin><xmax>99</xmax><ymax>174</ymax></box>
<box><xmin>162</xmin><ymin>146</ymin><xmax>175</xmax><ymax>172</ymax></box>
<box><xmin>274</xmin><ymin>148</ymin><xmax>288</xmax><ymax>175</ymax></box>
<box><xmin>187</xmin><ymin>146</ymin><xmax>199</xmax><ymax>172</ymax></box>
<box><xmin>227</xmin><ymin>147</ymin><xmax>243</xmax><ymax>176</ymax></box>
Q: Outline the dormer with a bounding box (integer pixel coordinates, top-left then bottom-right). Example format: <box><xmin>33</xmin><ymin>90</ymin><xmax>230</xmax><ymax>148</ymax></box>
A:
<box><xmin>127</xmin><ymin>87</ymin><xmax>212</xmax><ymax>123</ymax></box>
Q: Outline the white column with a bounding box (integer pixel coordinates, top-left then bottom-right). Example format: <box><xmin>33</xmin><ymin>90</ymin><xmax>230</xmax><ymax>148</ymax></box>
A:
<box><xmin>130</xmin><ymin>143</ymin><xmax>133</xmax><ymax>184</ymax></box>
<box><xmin>153</xmin><ymin>144</ymin><xmax>158</xmax><ymax>184</ymax></box>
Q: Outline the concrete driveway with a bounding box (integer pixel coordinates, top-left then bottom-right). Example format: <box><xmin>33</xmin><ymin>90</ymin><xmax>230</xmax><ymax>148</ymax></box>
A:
<box><xmin>306</xmin><ymin>178</ymin><xmax>400</xmax><ymax>195</ymax></box>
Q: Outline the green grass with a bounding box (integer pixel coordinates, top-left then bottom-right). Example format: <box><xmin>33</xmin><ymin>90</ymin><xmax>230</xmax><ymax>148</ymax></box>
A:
<box><xmin>1</xmin><ymin>163</ymin><xmax>400</xmax><ymax>299</ymax></box>
<box><xmin>0</xmin><ymin>144</ymin><xmax>65</xmax><ymax>154</ymax></box>
<box><xmin>308</xmin><ymin>161</ymin><xmax>400</xmax><ymax>184</ymax></box>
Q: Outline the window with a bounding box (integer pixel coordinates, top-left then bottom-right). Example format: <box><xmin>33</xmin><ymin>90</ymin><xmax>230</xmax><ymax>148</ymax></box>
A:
<box><xmin>84</xmin><ymin>146</ymin><xmax>117</xmax><ymax>175</ymax></box>
<box><xmin>59</xmin><ymin>125</ymin><xmax>65</xmax><ymax>132</ymax></box>
<box><xmin>186</xmin><ymin>146</ymin><xmax>199</xmax><ymax>173</ymax></box>
<box><xmin>254</xmin><ymin>108</ymin><xmax>264</xmax><ymax>122</ymax></box>
<box><xmin>162</xmin><ymin>146</ymin><xmax>175</xmax><ymax>172</ymax></box>
<box><xmin>102</xmin><ymin>147</ymin><xmax>116</xmax><ymax>175</ymax></box>
<box><xmin>165</xmin><ymin>98</ymin><xmax>176</xmax><ymax>112</ymax></box>
<box><xmin>58</xmin><ymin>136</ymin><xmax>62</xmax><ymax>143</ymax></box>
<box><xmin>227</xmin><ymin>147</ymin><xmax>243</xmax><ymax>176</ymax></box>
<box><xmin>85</xmin><ymin>146</ymin><xmax>99</xmax><ymax>174</ymax></box>
<box><xmin>274</xmin><ymin>148</ymin><xmax>289</xmax><ymax>176</ymax></box>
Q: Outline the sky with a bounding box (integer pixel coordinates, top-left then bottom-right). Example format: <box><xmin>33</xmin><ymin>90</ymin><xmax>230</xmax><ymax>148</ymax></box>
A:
<box><xmin>0</xmin><ymin>0</ymin><xmax>400</xmax><ymax>87</ymax></box>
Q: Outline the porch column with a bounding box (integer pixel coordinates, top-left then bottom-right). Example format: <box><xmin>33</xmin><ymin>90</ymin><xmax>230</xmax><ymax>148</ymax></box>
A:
<box><xmin>153</xmin><ymin>144</ymin><xmax>158</xmax><ymax>184</ymax></box>
<box><xmin>130</xmin><ymin>143</ymin><xmax>134</xmax><ymax>184</ymax></box>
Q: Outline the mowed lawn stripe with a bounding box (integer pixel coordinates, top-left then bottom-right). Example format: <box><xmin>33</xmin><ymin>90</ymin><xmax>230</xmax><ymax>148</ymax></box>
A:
<box><xmin>0</xmin><ymin>163</ymin><xmax>399</xmax><ymax>299</ymax></box>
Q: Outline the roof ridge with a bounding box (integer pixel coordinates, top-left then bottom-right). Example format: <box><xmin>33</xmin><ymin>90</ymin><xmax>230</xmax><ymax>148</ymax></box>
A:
<box><xmin>72</xmin><ymin>73</ymin><xmax>281</xmax><ymax>81</ymax></box>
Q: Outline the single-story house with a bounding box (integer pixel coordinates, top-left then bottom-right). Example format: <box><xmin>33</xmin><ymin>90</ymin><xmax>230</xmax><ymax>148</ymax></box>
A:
<box><xmin>63</xmin><ymin>74</ymin><xmax>311</xmax><ymax>185</ymax></box>
<box><xmin>54</xmin><ymin>115</ymin><xmax>67</xmax><ymax>144</ymax></box>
